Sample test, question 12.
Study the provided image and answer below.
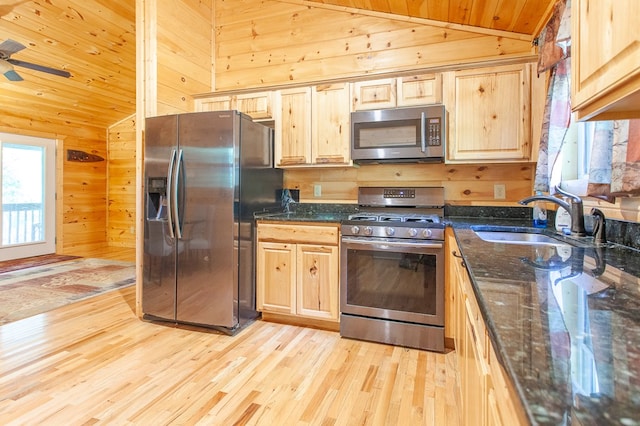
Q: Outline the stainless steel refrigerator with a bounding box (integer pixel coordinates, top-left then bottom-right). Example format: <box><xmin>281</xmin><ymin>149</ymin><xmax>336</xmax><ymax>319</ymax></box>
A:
<box><xmin>143</xmin><ymin>110</ymin><xmax>283</xmax><ymax>334</ymax></box>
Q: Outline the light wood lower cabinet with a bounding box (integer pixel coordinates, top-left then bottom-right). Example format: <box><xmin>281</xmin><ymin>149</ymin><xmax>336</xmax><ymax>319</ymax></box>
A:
<box><xmin>446</xmin><ymin>229</ymin><xmax>527</xmax><ymax>426</ymax></box>
<box><xmin>256</xmin><ymin>222</ymin><xmax>340</xmax><ymax>325</ymax></box>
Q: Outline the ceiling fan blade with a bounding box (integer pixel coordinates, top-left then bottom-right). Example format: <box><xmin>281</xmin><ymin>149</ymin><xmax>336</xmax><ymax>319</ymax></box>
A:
<box><xmin>3</xmin><ymin>69</ymin><xmax>23</xmax><ymax>81</ymax></box>
<box><xmin>7</xmin><ymin>58</ymin><xmax>70</xmax><ymax>78</ymax></box>
<box><xmin>0</xmin><ymin>58</ymin><xmax>22</xmax><ymax>81</ymax></box>
<box><xmin>0</xmin><ymin>39</ymin><xmax>27</xmax><ymax>56</ymax></box>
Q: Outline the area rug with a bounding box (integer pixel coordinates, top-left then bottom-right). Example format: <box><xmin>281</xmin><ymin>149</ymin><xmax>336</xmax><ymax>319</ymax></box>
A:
<box><xmin>0</xmin><ymin>254</ymin><xmax>81</xmax><ymax>274</ymax></box>
<box><xmin>0</xmin><ymin>258</ymin><xmax>135</xmax><ymax>325</ymax></box>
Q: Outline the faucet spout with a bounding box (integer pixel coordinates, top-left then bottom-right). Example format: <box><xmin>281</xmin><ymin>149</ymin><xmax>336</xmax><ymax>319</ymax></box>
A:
<box><xmin>518</xmin><ymin>187</ymin><xmax>586</xmax><ymax>236</ymax></box>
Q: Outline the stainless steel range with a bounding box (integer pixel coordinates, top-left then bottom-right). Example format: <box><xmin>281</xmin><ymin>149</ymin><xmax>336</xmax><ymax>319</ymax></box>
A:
<box><xmin>340</xmin><ymin>187</ymin><xmax>445</xmax><ymax>352</ymax></box>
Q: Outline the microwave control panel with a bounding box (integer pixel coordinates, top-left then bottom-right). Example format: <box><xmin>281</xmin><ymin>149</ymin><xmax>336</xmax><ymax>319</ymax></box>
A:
<box><xmin>427</xmin><ymin>117</ymin><xmax>442</xmax><ymax>146</ymax></box>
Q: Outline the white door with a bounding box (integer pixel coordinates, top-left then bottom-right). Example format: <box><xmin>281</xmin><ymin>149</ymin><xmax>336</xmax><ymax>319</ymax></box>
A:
<box><xmin>0</xmin><ymin>133</ymin><xmax>56</xmax><ymax>261</ymax></box>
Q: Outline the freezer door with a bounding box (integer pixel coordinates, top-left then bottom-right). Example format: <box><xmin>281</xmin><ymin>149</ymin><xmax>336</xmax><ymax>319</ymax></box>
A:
<box><xmin>175</xmin><ymin>111</ymin><xmax>238</xmax><ymax>328</ymax></box>
<box><xmin>143</xmin><ymin>115</ymin><xmax>179</xmax><ymax>320</ymax></box>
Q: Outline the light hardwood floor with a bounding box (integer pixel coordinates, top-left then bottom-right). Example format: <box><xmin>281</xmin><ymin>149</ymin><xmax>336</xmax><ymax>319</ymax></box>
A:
<box><xmin>0</xmin><ymin>248</ymin><xmax>460</xmax><ymax>425</ymax></box>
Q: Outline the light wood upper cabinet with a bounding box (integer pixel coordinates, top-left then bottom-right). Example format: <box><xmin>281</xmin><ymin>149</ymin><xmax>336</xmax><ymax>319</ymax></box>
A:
<box><xmin>397</xmin><ymin>73</ymin><xmax>442</xmax><ymax>106</ymax></box>
<box><xmin>256</xmin><ymin>222</ymin><xmax>340</xmax><ymax>324</ymax></box>
<box><xmin>195</xmin><ymin>95</ymin><xmax>232</xmax><ymax>113</ymax></box>
<box><xmin>195</xmin><ymin>92</ymin><xmax>273</xmax><ymax>121</ymax></box>
<box><xmin>274</xmin><ymin>84</ymin><xmax>351</xmax><ymax>167</ymax></box>
<box><xmin>274</xmin><ymin>87</ymin><xmax>313</xmax><ymax>167</ymax></box>
<box><xmin>351</xmin><ymin>74</ymin><xmax>442</xmax><ymax>111</ymax></box>
<box><xmin>443</xmin><ymin>64</ymin><xmax>534</xmax><ymax>163</ymax></box>
<box><xmin>312</xmin><ymin>83</ymin><xmax>351</xmax><ymax>165</ymax></box>
<box><xmin>234</xmin><ymin>92</ymin><xmax>273</xmax><ymax>120</ymax></box>
<box><xmin>351</xmin><ymin>78</ymin><xmax>397</xmax><ymax>110</ymax></box>
<box><xmin>572</xmin><ymin>0</ymin><xmax>640</xmax><ymax>120</ymax></box>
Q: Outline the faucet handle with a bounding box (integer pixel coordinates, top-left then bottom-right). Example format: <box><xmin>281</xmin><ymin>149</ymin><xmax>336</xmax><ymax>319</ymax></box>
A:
<box><xmin>554</xmin><ymin>186</ymin><xmax>582</xmax><ymax>203</ymax></box>
<box><xmin>590</xmin><ymin>208</ymin><xmax>607</xmax><ymax>244</ymax></box>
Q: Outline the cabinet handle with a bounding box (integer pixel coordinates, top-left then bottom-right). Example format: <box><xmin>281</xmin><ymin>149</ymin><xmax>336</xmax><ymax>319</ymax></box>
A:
<box><xmin>452</xmin><ymin>250</ymin><xmax>466</xmax><ymax>268</ymax></box>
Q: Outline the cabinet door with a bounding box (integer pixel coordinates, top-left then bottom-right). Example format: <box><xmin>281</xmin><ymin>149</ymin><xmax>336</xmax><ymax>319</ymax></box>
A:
<box><xmin>257</xmin><ymin>242</ymin><xmax>296</xmax><ymax>314</ymax></box>
<box><xmin>351</xmin><ymin>78</ymin><xmax>397</xmax><ymax>110</ymax></box>
<box><xmin>296</xmin><ymin>244</ymin><xmax>339</xmax><ymax>321</ymax></box>
<box><xmin>235</xmin><ymin>92</ymin><xmax>273</xmax><ymax>120</ymax></box>
<box><xmin>444</xmin><ymin>64</ymin><xmax>532</xmax><ymax>162</ymax></box>
<box><xmin>464</xmin><ymin>299</ymin><xmax>487</xmax><ymax>426</ymax></box>
<box><xmin>312</xmin><ymin>83</ymin><xmax>351</xmax><ymax>165</ymax></box>
<box><xmin>274</xmin><ymin>87</ymin><xmax>312</xmax><ymax>167</ymax></box>
<box><xmin>196</xmin><ymin>96</ymin><xmax>232</xmax><ymax>112</ymax></box>
<box><xmin>572</xmin><ymin>0</ymin><xmax>640</xmax><ymax>120</ymax></box>
<box><xmin>398</xmin><ymin>73</ymin><xmax>442</xmax><ymax>106</ymax></box>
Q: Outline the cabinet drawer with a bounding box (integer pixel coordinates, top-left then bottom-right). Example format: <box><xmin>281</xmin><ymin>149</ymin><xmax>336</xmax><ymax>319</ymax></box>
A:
<box><xmin>257</xmin><ymin>223</ymin><xmax>339</xmax><ymax>245</ymax></box>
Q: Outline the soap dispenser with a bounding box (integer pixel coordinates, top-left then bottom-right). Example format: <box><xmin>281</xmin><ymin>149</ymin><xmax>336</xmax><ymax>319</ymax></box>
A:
<box><xmin>532</xmin><ymin>192</ymin><xmax>548</xmax><ymax>228</ymax></box>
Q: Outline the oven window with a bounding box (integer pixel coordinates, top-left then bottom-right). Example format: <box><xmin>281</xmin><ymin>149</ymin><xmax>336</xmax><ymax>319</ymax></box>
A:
<box><xmin>354</xmin><ymin>120</ymin><xmax>420</xmax><ymax>148</ymax></box>
<box><xmin>345</xmin><ymin>249</ymin><xmax>438</xmax><ymax>315</ymax></box>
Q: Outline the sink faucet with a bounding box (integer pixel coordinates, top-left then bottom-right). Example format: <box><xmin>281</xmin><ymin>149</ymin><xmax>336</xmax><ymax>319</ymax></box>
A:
<box><xmin>518</xmin><ymin>186</ymin><xmax>586</xmax><ymax>236</ymax></box>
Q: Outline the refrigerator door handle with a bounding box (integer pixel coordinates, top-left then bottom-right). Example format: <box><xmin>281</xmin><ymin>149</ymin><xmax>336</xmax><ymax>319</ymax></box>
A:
<box><xmin>166</xmin><ymin>149</ymin><xmax>177</xmax><ymax>239</ymax></box>
<box><xmin>173</xmin><ymin>148</ymin><xmax>184</xmax><ymax>239</ymax></box>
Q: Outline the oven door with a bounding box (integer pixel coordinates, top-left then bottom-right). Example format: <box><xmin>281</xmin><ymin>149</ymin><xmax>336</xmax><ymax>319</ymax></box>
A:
<box><xmin>340</xmin><ymin>236</ymin><xmax>444</xmax><ymax>326</ymax></box>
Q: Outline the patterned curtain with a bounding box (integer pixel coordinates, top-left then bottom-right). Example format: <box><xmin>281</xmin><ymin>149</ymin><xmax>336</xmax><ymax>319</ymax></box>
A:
<box><xmin>534</xmin><ymin>0</ymin><xmax>640</xmax><ymax>200</ymax></box>
<box><xmin>534</xmin><ymin>0</ymin><xmax>570</xmax><ymax>194</ymax></box>
<box><xmin>587</xmin><ymin>120</ymin><xmax>640</xmax><ymax>199</ymax></box>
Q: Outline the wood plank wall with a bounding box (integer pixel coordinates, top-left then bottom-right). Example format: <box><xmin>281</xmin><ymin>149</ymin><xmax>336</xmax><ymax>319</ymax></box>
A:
<box><xmin>0</xmin><ymin>120</ymin><xmax>110</xmax><ymax>255</ymax></box>
<box><xmin>60</xmin><ymin>133</ymin><xmax>108</xmax><ymax>253</ymax></box>
<box><xmin>213</xmin><ymin>0</ymin><xmax>535</xmax><ymax>91</ymax></box>
<box><xmin>284</xmin><ymin>163</ymin><xmax>535</xmax><ymax>205</ymax></box>
<box><xmin>108</xmin><ymin>115</ymin><xmax>136</xmax><ymax>248</ymax></box>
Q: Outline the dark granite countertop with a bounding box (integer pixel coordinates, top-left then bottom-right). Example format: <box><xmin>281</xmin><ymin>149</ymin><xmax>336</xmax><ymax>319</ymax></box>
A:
<box><xmin>256</xmin><ymin>204</ymin><xmax>640</xmax><ymax>425</ymax></box>
<box><xmin>448</xmin><ymin>216</ymin><xmax>640</xmax><ymax>426</ymax></box>
<box><xmin>254</xmin><ymin>203</ymin><xmax>356</xmax><ymax>223</ymax></box>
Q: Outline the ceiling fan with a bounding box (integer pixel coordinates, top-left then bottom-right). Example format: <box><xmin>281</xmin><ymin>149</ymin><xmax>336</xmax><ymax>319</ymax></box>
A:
<box><xmin>0</xmin><ymin>39</ymin><xmax>71</xmax><ymax>81</ymax></box>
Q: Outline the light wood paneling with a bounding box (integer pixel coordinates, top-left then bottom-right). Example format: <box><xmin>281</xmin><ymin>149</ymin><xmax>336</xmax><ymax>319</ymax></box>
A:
<box><xmin>284</xmin><ymin>163</ymin><xmax>535</xmax><ymax>205</ymax></box>
<box><xmin>0</xmin><ymin>0</ymin><xmax>135</xmax><ymax>130</ymax></box>
<box><xmin>59</xmin><ymin>135</ymin><xmax>108</xmax><ymax>254</ymax></box>
<box><xmin>108</xmin><ymin>114</ymin><xmax>136</xmax><ymax>248</ymax></box>
<box><xmin>213</xmin><ymin>0</ymin><xmax>536</xmax><ymax>91</ymax></box>
<box><xmin>0</xmin><ymin>286</ymin><xmax>460</xmax><ymax>425</ymax></box>
<box><xmin>303</xmin><ymin>0</ymin><xmax>555</xmax><ymax>36</ymax></box>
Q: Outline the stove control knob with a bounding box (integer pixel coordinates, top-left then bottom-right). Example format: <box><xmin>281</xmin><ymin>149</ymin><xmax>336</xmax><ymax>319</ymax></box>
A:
<box><xmin>408</xmin><ymin>228</ymin><xmax>418</xmax><ymax>237</ymax></box>
<box><xmin>385</xmin><ymin>227</ymin><xmax>395</xmax><ymax>236</ymax></box>
<box><xmin>363</xmin><ymin>226</ymin><xmax>373</xmax><ymax>236</ymax></box>
<box><xmin>350</xmin><ymin>225</ymin><xmax>360</xmax><ymax>235</ymax></box>
<box><xmin>421</xmin><ymin>229</ymin><xmax>433</xmax><ymax>238</ymax></box>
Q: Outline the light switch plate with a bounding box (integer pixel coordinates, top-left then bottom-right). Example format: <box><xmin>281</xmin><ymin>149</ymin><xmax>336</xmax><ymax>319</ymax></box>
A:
<box><xmin>314</xmin><ymin>184</ymin><xmax>322</xmax><ymax>197</ymax></box>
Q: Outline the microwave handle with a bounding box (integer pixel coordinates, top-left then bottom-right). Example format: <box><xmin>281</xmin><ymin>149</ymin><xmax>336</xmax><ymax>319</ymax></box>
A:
<box><xmin>420</xmin><ymin>112</ymin><xmax>426</xmax><ymax>153</ymax></box>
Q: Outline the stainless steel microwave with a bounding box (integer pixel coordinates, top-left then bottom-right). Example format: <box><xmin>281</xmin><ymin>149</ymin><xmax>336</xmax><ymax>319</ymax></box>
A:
<box><xmin>351</xmin><ymin>104</ymin><xmax>445</xmax><ymax>163</ymax></box>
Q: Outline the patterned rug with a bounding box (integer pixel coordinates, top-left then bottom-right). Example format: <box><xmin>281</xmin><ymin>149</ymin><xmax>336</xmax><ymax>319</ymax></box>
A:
<box><xmin>0</xmin><ymin>254</ymin><xmax>81</xmax><ymax>274</ymax></box>
<box><xmin>0</xmin><ymin>258</ymin><xmax>135</xmax><ymax>325</ymax></box>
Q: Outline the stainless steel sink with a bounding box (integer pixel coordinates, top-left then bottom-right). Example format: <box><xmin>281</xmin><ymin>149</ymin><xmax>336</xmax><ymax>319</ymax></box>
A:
<box><xmin>473</xmin><ymin>230</ymin><xmax>571</xmax><ymax>247</ymax></box>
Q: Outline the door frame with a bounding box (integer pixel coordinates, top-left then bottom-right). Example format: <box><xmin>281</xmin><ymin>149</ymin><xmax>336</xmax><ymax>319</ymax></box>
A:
<box><xmin>0</xmin><ymin>132</ymin><xmax>58</xmax><ymax>261</ymax></box>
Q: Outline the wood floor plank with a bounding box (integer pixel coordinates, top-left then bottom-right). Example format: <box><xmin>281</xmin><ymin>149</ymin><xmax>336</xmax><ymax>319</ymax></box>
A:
<box><xmin>0</xmin><ymin>283</ymin><xmax>460</xmax><ymax>425</ymax></box>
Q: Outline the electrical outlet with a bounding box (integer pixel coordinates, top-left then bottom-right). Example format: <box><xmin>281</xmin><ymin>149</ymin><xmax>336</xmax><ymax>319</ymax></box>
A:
<box><xmin>313</xmin><ymin>184</ymin><xmax>322</xmax><ymax>197</ymax></box>
<box><xmin>494</xmin><ymin>184</ymin><xmax>506</xmax><ymax>200</ymax></box>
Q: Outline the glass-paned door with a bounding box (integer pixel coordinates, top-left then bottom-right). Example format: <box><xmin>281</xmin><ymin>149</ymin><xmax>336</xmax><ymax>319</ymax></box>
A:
<box><xmin>0</xmin><ymin>133</ymin><xmax>56</xmax><ymax>261</ymax></box>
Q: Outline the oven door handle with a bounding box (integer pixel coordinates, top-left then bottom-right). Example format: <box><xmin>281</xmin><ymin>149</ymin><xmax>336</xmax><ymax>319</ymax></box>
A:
<box><xmin>341</xmin><ymin>237</ymin><xmax>443</xmax><ymax>250</ymax></box>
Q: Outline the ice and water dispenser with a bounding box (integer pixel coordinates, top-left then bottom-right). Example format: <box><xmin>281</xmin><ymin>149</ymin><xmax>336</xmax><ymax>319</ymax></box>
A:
<box><xmin>146</xmin><ymin>177</ymin><xmax>168</xmax><ymax>220</ymax></box>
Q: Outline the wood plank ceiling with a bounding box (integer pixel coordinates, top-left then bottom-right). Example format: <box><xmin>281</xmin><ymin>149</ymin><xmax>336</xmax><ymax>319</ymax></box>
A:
<box><xmin>0</xmin><ymin>0</ymin><xmax>554</xmax><ymax>132</ymax></box>
<box><xmin>303</xmin><ymin>0</ymin><xmax>555</xmax><ymax>36</ymax></box>
<box><xmin>0</xmin><ymin>0</ymin><xmax>136</xmax><ymax>132</ymax></box>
